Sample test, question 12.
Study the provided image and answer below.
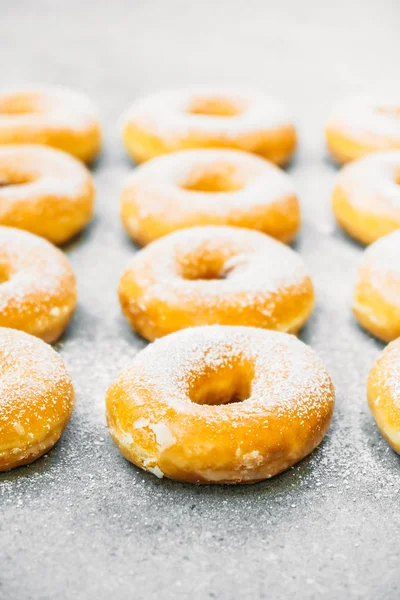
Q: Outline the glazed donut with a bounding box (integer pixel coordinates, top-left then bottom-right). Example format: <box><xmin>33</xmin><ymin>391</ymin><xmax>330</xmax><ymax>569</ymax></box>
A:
<box><xmin>353</xmin><ymin>229</ymin><xmax>400</xmax><ymax>342</ymax></box>
<box><xmin>0</xmin><ymin>86</ymin><xmax>101</xmax><ymax>163</ymax></box>
<box><xmin>368</xmin><ymin>338</ymin><xmax>400</xmax><ymax>453</ymax></box>
<box><xmin>121</xmin><ymin>87</ymin><xmax>296</xmax><ymax>165</ymax></box>
<box><xmin>0</xmin><ymin>328</ymin><xmax>74</xmax><ymax>471</ymax></box>
<box><xmin>121</xmin><ymin>149</ymin><xmax>300</xmax><ymax>245</ymax></box>
<box><xmin>119</xmin><ymin>225</ymin><xmax>314</xmax><ymax>341</ymax></box>
<box><xmin>326</xmin><ymin>95</ymin><xmax>400</xmax><ymax>164</ymax></box>
<box><xmin>0</xmin><ymin>226</ymin><xmax>77</xmax><ymax>342</ymax></box>
<box><xmin>332</xmin><ymin>151</ymin><xmax>400</xmax><ymax>245</ymax></box>
<box><xmin>0</xmin><ymin>145</ymin><xmax>95</xmax><ymax>245</ymax></box>
<box><xmin>106</xmin><ymin>325</ymin><xmax>335</xmax><ymax>484</ymax></box>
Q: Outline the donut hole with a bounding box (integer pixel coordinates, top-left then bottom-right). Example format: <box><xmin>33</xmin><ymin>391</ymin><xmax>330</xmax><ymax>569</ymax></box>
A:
<box><xmin>0</xmin><ymin>263</ymin><xmax>11</xmax><ymax>284</ymax></box>
<box><xmin>187</xmin><ymin>96</ymin><xmax>244</xmax><ymax>118</ymax></box>
<box><xmin>376</xmin><ymin>105</ymin><xmax>400</xmax><ymax>118</ymax></box>
<box><xmin>0</xmin><ymin>94</ymin><xmax>50</xmax><ymax>116</ymax></box>
<box><xmin>0</xmin><ymin>170</ymin><xmax>36</xmax><ymax>187</ymax></box>
<box><xmin>178</xmin><ymin>248</ymin><xmax>232</xmax><ymax>281</ymax></box>
<box><xmin>181</xmin><ymin>163</ymin><xmax>245</xmax><ymax>193</ymax></box>
<box><xmin>189</xmin><ymin>361</ymin><xmax>254</xmax><ymax>405</ymax></box>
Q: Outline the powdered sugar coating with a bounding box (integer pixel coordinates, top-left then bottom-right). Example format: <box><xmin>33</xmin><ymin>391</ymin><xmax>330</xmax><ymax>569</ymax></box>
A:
<box><xmin>119</xmin><ymin>325</ymin><xmax>333</xmax><ymax>416</ymax></box>
<box><xmin>0</xmin><ymin>86</ymin><xmax>99</xmax><ymax>132</ymax></box>
<box><xmin>370</xmin><ymin>339</ymin><xmax>400</xmax><ymax>410</ymax></box>
<box><xmin>122</xmin><ymin>86</ymin><xmax>294</xmax><ymax>139</ymax></box>
<box><xmin>327</xmin><ymin>95</ymin><xmax>400</xmax><ymax>145</ymax></box>
<box><xmin>0</xmin><ymin>144</ymin><xmax>95</xmax><ymax>243</ymax></box>
<box><xmin>0</xmin><ymin>226</ymin><xmax>77</xmax><ymax>341</ymax></box>
<box><xmin>334</xmin><ymin>150</ymin><xmax>400</xmax><ymax>218</ymax></box>
<box><xmin>358</xmin><ymin>229</ymin><xmax>400</xmax><ymax>301</ymax></box>
<box><xmin>0</xmin><ymin>144</ymin><xmax>92</xmax><ymax>198</ymax></box>
<box><xmin>119</xmin><ymin>226</ymin><xmax>314</xmax><ymax>339</ymax></box>
<box><xmin>121</xmin><ymin>149</ymin><xmax>300</xmax><ymax>244</ymax></box>
<box><xmin>106</xmin><ymin>325</ymin><xmax>335</xmax><ymax>483</ymax></box>
<box><xmin>0</xmin><ymin>327</ymin><xmax>74</xmax><ymax>470</ymax></box>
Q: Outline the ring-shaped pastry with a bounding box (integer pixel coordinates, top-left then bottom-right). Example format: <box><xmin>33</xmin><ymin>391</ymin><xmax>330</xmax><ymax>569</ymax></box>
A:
<box><xmin>368</xmin><ymin>338</ymin><xmax>400</xmax><ymax>453</ymax></box>
<box><xmin>119</xmin><ymin>225</ymin><xmax>314</xmax><ymax>341</ymax></box>
<box><xmin>106</xmin><ymin>325</ymin><xmax>335</xmax><ymax>484</ymax></box>
<box><xmin>121</xmin><ymin>149</ymin><xmax>300</xmax><ymax>245</ymax></box>
<box><xmin>0</xmin><ymin>226</ymin><xmax>77</xmax><ymax>342</ymax></box>
<box><xmin>0</xmin><ymin>144</ymin><xmax>95</xmax><ymax>244</ymax></box>
<box><xmin>121</xmin><ymin>87</ymin><xmax>296</xmax><ymax>165</ymax></box>
<box><xmin>326</xmin><ymin>95</ymin><xmax>400</xmax><ymax>164</ymax></box>
<box><xmin>0</xmin><ymin>86</ymin><xmax>101</xmax><ymax>163</ymax></box>
<box><xmin>332</xmin><ymin>151</ymin><xmax>400</xmax><ymax>245</ymax></box>
<box><xmin>353</xmin><ymin>229</ymin><xmax>400</xmax><ymax>341</ymax></box>
<box><xmin>0</xmin><ymin>327</ymin><xmax>74</xmax><ymax>471</ymax></box>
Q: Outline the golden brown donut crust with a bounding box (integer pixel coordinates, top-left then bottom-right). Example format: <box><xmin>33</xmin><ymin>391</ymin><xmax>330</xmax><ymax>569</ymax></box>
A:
<box><xmin>0</xmin><ymin>328</ymin><xmax>74</xmax><ymax>471</ymax></box>
<box><xmin>0</xmin><ymin>87</ymin><xmax>101</xmax><ymax>163</ymax></box>
<box><xmin>106</xmin><ymin>326</ymin><xmax>335</xmax><ymax>484</ymax></box>
<box><xmin>121</xmin><ymin>149</ymin><xmax>300</xmax><ymax>246</ymax></box>
<box><xmin>353</xmin><ymin>230</ymin><xmax>400</xmax><ymax>342</ymax></box>
<box><xmin>119</xmin><ymin>225</ymin><xmax>314</xmax><ymax>341</ymax></box>
<box><xmin>121</xmin><ymin>88</ymin><xmax>296</xmax><ymax>165</ymax></box>
<box><xmin>0</xmin><ymin>226</ymin><xmax>77</xmax><ymax>342</ymax></box>
<box><xmin>368</xmin><ymin>338</ymin><xmax>400</xmax><ymax>453</ymax></box>
<box><xmin>332</xmin><ymin>151</ymin><xmax>400</xmax><ymax>245</ymax></box>
<box><xmin>0</xmin><ymin>145</ymin><xmax>95</xmax><ymax>245</ymax></box>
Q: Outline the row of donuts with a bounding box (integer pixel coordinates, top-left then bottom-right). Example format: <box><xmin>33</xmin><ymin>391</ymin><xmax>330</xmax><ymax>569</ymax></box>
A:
<box><xmin>0</xmin><ymin>85</ymin><xmax>399</xmax><ymax>482</ymax></box>
<box><xmin>1</xmin><ymin>85</ymin><xmax>399</xmax><ymax>247</ymax></box>
<box><xmin>2</xmin><ymin>85</ymin><xmax>400</xmax><ymax>165</ymax></box>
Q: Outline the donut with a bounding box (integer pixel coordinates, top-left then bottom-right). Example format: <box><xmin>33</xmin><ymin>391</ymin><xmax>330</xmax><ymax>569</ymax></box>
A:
<box><xmin>332</xmin><ymin>151</ymin><xmax>400</xmax><ymax>245</ymax></box>
<box><xmin>121</xmin><ymin>87</ymin><xmax>297</xmax><ymax>165</ymax></box>
<box><xmin>353</xmin><ymin>230</ymin><xmax>400</xmax><ymax>341</ymax></box>
<box><xmin>0</xmin><ymin>328</ymin><xmax>74</xmax><ymax>471</ymax></box>
<box><xmin>106</xmin><ymin>325</ymin><xmax>335</xmax><ymax>484</ymax></box>
<box><xmin>120</xmin><ymin>149</ymin><xmax>300</xmax><ymax>245</ymax></box>
<box><xmin>368</xmin><ymin>338</ymin><xmax>400</xmax><ymax>453</ymax></box>
<box><xmin>0</xmin><ymin>226</ymin><xmax>77</xmax><ymax>342</ymax></box>
<box><xmin>119</xmin><ymin>225</ymin><xmax>314</xmax><ymax>341</ymax></box>
<box><xmin>0</xmin><ymin>145</ymin><xmax>95</xmax><ymax>245</ymax></box>
<box><xmin>326</xmin><ymin>95</ymin><xmax>400</xmax><ymax>164</ymax></box>
<box><xmin>0</xmin><ymin>86</ymin><xmax>101</xmax><ymax>163</ymax></box>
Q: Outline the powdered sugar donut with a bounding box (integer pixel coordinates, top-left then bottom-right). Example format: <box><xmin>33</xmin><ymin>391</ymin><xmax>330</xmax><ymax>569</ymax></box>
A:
<box><xmin>0</xmin><ymin>328</ymin><xmax>74</xmax><ymax>471</ymax></box>
<box><xmin>353</xmin><ymin>230</ymin><xmax>400</xmax><ymax>341</ymax></box>
<box><xmin>0</xmin><ymin>86</ymin><xmax>101</xmax><ymax>163</ymax></box>
<box><xmin>332</xmin><ymin>151</ymin><xmax>400</xmax><ymax>244</ymax></box>
<box><xmin>121</xmin><ymin>149</ymin><xmax>300</xmax><ymax>245</ymax></box>
<box><xmin>0</xmin><ymin>226</ymin><xmax>77</xmax><ymax>342</ymax></box>
<box><xmin>368</xmin><ymin>338</ymin><xmax>400</xmax><ymax>453</ymax></box>
<box><xmin>106</xmin><ymin>325</ymin><xmax>335</xmax><ymax>484</ymax></box>
<box><xmin>0</xmin><ymin>145</ymin><xmax>95</xmax><ymax>244</ymax></box>
<box><xmin>326</xmin><ymin>95</ymin><xmax>400</xmax><ymax>164</ymax></box>
<box><xmin>119</xmin><ymin>226</ymin><xmax>314</xmax><ymax>341</ymax></box>
<box><xmin>121</xmin><ymin>87</ymin><xmax>297</xmax><ymax>165</ymax></box>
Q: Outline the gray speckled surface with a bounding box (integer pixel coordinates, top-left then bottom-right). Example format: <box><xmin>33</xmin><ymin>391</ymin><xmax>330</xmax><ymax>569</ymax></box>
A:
<box><xmin>1</xmin><ymin>1</ymin><xmax>400</xmax><ymax>598</ymax></box>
